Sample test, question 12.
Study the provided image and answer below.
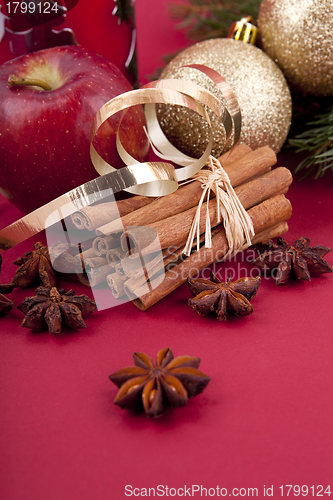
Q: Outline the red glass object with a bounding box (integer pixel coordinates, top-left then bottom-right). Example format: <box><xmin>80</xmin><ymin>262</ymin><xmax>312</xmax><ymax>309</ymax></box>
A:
<box><xmin>0</xmin><ymin>0</ymin><xmax>137</xmax><ymax>83</ymax></box>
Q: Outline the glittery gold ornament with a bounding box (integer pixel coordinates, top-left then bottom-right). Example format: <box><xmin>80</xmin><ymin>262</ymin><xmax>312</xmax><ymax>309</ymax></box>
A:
<box><xmin>157</xmin><ymin>38</ymin><xmax>292</xmax><ymax>158</ymax></box>
<box><xmin>258</xmin><ymin>0</ymin><xmax>333</xmax><ymax>96</ymax></box>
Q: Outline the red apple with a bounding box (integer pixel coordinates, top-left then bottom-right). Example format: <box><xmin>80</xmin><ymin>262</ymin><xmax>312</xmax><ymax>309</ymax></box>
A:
<box><xmin>0</xmin><ymin>45</ymin><xmax>149</xmax><ymax>213</ymax></box>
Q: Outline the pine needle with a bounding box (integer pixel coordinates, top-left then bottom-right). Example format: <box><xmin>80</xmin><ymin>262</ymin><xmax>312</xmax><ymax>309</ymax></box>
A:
<box><xmin>288</xmin><ymin>104</ymin><xmax>333</xmax><ymax>178</ymax></box>
<box><xmin>169</xmin><ymin>0</ymin><xmax>261</xmax><ymax>41</ymax></box>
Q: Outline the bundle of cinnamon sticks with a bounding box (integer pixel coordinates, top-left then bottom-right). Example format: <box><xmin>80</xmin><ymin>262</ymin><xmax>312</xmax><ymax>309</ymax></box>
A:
<box><xmin>62</xmin><ymin>144</ymin><xmax>292</xmax><ymax>310</ymax></box>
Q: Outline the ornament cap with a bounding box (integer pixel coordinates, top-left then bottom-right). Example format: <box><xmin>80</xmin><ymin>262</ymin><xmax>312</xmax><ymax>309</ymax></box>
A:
<box><xmin>227</xmin><ymin>16</ymin><xmax>257</xmax><ymax>45</ymax></box>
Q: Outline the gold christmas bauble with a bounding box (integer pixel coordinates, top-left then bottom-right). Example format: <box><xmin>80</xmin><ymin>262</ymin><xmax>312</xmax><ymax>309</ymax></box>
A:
<box><xmin>157</xmin><ymin>38</ymin><xmax>292</xmax><ymax>159</ymax></box>
<box><xmin>258</xmin><ymin>0</ymin><xmax>333</xmax><ymax>96</ymax></box>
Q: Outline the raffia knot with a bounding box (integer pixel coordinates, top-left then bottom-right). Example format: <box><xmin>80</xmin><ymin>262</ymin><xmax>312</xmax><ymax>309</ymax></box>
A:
<box><xmin>183</xmin><ymin>155</ymin><xmax>255</xmax><ymax>257</ymax></box>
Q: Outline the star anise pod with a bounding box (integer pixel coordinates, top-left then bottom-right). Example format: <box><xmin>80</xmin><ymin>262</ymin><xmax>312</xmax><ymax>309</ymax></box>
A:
<box><xmin>0</xmin><ymin>254</ymin><xmax>15</xmax><ymax>317</ymax></box>
<box><xmin>11</xmin><ymin>242</ymin><xmax>56</xmax><ymax>288</ymax></box>
<box><xmin>187</xmin><ymin>271</ymin><xmax>261</xmax><ymax>321</ymax></box>
<box><xmin>109</xmin><ymin>348</ymin><xmax>210</xmax><ymax>418</ymax></box>
<box><xmin>17</xmin><ymin>286</ymin><xmax>97</xmax><ymax>334</ymax></box>
<box><xmin>0</xmin><ymin>293</ymin><xmax>15</xmax><ymax>317</ymax></box>
<box><xmin>252</xmin><ymin>237</ymin><xmax>333</xmax><ymax>284</ymax></box>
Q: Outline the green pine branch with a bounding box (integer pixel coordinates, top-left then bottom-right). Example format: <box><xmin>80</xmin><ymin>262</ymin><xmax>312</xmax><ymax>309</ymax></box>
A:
<box><xmin>169</xmin><ymin>0</ymin><xmax>261</xmax><ymax>41</ymax></box>
<box><xmin>288</xmin><ymin>103</ymin><xmax>333</xmax><ymax>178</ymax></box>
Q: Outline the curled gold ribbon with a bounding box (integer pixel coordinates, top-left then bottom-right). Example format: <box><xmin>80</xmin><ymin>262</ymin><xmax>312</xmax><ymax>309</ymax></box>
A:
<box><xmin>0</xmin><ymin>162</ymin><xmax>177</xmax><ymax>252</ymax></box>
<box><xmin>112</xmin><ymin>65</ymin><xmax>242</xmax><ymax>184</ymax></box>
<box><xmin>90</xmin><ymin>77</ymin><xmax>236</xmax><ymax>194</ymax></box>
<box><xmin>90</xmin><ymin>86</ymin><xmax>212</xmax><ymax>196</ymax></box>
<box><xmin>0</xmin><ymin>65</ymin><xmax>243</xmax><ymax>253</ymax></box>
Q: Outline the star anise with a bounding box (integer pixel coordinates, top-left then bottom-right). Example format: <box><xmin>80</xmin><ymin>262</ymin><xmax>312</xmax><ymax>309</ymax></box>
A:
<box><xmin>252</xmin><ymin>237</ymin><xmax>333</xmax><ymax>284</ymax></box>
<box><xmin>109</xmin><ymin>348</ymin><xmax>210</xmax><ymax>418</ymax></box>
<box><xmin>17</xmin><ymin>286</ymin><xmax>97</xmax><ymax>334</ymax></box>
<box><xmin>187</xmin><ymin>271</ymin><xmax>261</xmax><ymax>321</ymax></box>
<box><xmin>0</xmin><ymin>254</ymin><xmax>15</xmax><ymax>317</ymax></box>
<box><xmin>11</xmin><ymin>242</ymin><xmax>56</xmax><ymax>288</ymax></box>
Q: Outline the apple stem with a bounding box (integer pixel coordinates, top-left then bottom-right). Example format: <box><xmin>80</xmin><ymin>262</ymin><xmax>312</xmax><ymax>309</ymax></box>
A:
<box><xmin>7</xmin><ymin>75</ymin><xmax>52</xmax><ymax>91</ymax></box>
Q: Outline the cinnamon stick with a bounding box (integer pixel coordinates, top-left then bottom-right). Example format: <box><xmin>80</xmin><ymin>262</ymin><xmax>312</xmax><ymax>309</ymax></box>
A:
<box><xmin>130</xmin><ymin>194</ymin><xmax>292</xmax><ymax>310</ymax></box>
<box><xmin>124</xmin><ymin>166</ymin><xmax>292</xmax><ymax>254</ymax></box>
<box><xmin>83</xmin><ymin>256</ymin><xmax>107</xmax><ymax>268</ymax></box>
<box><xmin>124</xmin><ymin>220</ymin><xmax>289</xmax><ymax>302</ymax></box>
<box><xmin>107</xmin><ymin>272</ymin><xmax>127</xmax><ymax>298</ymax></box>
<box><xmin>92</xmin><ymin>234</ymin><xmax>121</xmax><ymax>255</ymax></box>
<box><xmin>120</xmin><ymin>227</ymin><xmax>221</xmax><ymax>286</ymax></box>
<box><xmin>120</xmin><ymin>225</ymin><xmax>162</xmax><ymax>257</ymax></box>
<box><xmin>106</xmin><ymin>247</ymin><xmax>128</xmax><ymax>267</ymax></box>
<box><xmin>74</xmin><ymin>246</ymin><xmax>97</xmax><ymax>273</ymax></box>
<box><xmin>96</xmin><ymin>145</ymin><xmax>276</xmax><ymax>236</ymax></box>
<box><xmin>71</xmin><ymin>194</ymin><xmax>154</xmax><ymax>231</ymax></box>
<box><xmin>251</xmin><ymin>221</ymin><xmax>289</xmax><ymax>245</ymax></box>
<box><xmin>87</xmin><ymin>265</ymin><xmax>111</xmax><ymax>287</ymax></box>
<box><xmin>73</xmin><ymin>165</ymin><xmax>291</xmax><ymax>291</ymax></box>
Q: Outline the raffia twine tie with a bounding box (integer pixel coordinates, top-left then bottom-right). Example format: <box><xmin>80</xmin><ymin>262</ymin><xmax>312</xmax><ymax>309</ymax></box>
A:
<box><xmin>183</xmin><ymin>155</ymin><xmax>255</xmax><ymax>257</ymax></box>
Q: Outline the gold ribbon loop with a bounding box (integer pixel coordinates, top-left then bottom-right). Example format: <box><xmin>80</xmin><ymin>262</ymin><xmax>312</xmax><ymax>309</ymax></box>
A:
<box><xmin>0</xmin><ymin>66</ymin><xmax>246</xmax><ymax>255</ymax></box>
<box><xmin>0</xmin><ymin>161</ymin><xmax>177</xmax><ymax>252</ymax></box>
<box><xmin>92</xmin><ymin>66</ymin><xmax>241</xmax><ymax>192</ymax></box>
<box><xmin>185</xmin><ymin>64</ymin><xmax>242</xmax><ymax>147</ymax></box>
<box><xmin>90</xmin><ymin>84</ymin><xmax>221</xmax><ymax>193</ymax></box>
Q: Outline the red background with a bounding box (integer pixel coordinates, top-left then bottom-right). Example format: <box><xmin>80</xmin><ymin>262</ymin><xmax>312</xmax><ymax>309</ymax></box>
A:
<box><xmin>1</xmin><ymin>1</ymin><xmax>333</xmax><ymax>499</ymax></box>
